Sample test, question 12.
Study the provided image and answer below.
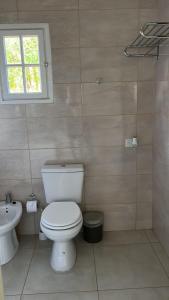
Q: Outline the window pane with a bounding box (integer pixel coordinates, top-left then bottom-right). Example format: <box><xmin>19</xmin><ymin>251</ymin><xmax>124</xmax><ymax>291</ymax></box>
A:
<box><xmin>7</xmin><ymin>67</ymin><xmax>24</xmax><ymax>93</ymax></box>
<box><xmin>25</xmin><ymin>66</ymin><xmax>41</xmax><ymax>93</ymax></box>
<box><xmin>23</xmin><ymin>36</ymin><xmax>40</xmax><ymax>64</ymax></box>
<box><xmin>4</xmin><ymin>36</ymin><xmax>21</xmax><ymax>64</ymax></box>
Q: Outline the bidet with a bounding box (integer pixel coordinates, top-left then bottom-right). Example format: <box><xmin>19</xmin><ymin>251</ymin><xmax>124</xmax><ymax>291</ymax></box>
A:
<box><xmin>0</xmin><ymin>201</ymin><xmax>22</xmax><ymax>265</ymax></box>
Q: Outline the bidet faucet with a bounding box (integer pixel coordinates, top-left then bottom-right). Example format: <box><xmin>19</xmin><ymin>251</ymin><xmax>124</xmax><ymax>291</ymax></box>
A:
<box><xmin>5</xmin><ymin>192</ymin><xmax>12</xmax><ymax>204</ymax></box>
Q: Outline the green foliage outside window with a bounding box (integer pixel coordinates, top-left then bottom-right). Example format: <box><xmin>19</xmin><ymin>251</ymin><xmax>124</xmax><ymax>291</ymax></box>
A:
<box><xmin>4</xmin><ymin>35</ymin><xmax>41</xmax><ymax>93</ymax></box>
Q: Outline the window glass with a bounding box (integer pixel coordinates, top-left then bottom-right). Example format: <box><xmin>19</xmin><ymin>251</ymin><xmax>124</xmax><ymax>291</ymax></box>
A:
<box><xmin>7</xmin><ymin>67</ymin><xmax>24</xmax><ymax>93</ymax></box>
<box><xmin>23</xmin><ymin>36</ymin><xmax>40</xmax><ymax>64</ymax></box>
<box><xmin>25</xmin><ymin>66</ymin><xmax>41</xmax><ymax>93</ymax></box>
<box><xmin>4</xmin><ymin>36</ymin><xmax>21</xmax><ymax>64</ymax></box>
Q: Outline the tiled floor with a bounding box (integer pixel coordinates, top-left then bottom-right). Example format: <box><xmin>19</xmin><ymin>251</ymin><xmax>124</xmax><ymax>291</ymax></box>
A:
<box><xmin>2</xmin><ymin>230</ymin><xmax>169</xmax><ymax>299</ymax></box>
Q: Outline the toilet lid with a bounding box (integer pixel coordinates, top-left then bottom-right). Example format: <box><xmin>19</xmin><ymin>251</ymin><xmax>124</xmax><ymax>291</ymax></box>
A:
<box><xmin>41</xmin><ymin>202</ymin><xmax>82</xmax><ymax>229</ymax></box>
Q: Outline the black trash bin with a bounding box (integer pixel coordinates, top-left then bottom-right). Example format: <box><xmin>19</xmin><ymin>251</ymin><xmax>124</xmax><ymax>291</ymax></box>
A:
<box><xmin>83</xmin><ymin>211</ymin><xmax>104</xmax><ymax>243</ymax></box>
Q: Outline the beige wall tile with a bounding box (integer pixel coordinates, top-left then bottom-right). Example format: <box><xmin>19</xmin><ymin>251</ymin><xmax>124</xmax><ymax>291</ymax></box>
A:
<box><xmin>52</xmin><ymin>48</ymin><xmax>80</xmax><ymax>83</ymax></box>
<box><xmin>17</xmin><ymin>210</ymin><xmax>35</xmax><ymax>235</ymax></box>
<box><xmin>85</xmin><ymin>175</ymin><xmax>136</xmax><ymax>205</ymax></box>
<box><xmin>0</xmin><ymin>104</ymin><xmax>26</xmax><ymax>119</ymax></box>
<box><xmin>19</xmin><ymin>11</ymin><xmax>79</xmax><ymax>48</ymax></box>
<box><xmin>137</xmin><ymin>114</ymin><xmax>153</xmax><ymax>145</ymax></box>
<box><xmin>26</xmin><ymin>84</ymin><xmax>81</xmax><ymax>118</ymax></box>
<box><xmin>30</xmin><ymin>148</ymin><xmax>83</xmax><ymax>178</ymax></box>
<box><xmin>32</xmin><ymin>179</ymin><xmax>46</xmax><ymax>207</ymax></box>
<box><xmin>138</xmin><ymin>58</ymin><xmax>157</xmax><ymax>81</ymax></box>
<box><xmin>28</xmin><ymin>117</ymin><xmax>82</xmax><ymax>149</ymax></box>
<box><xmin>80</xmin><ymin>10</ymin><xmax>138</xmax><ymax>47</ymax></box>
<box><xmin>0</xmin><ymin>150</ymin><xmax>31</xmax><ymax>180</ymax></box>
<box><xmin>0</xmin><ymin>0</ymin><xmax>17</xmax><ymax>11</ymax></box>
<box><xmin>159</xmin><ymin>4</ymin><xmax>169</xmax><ymax>20</ymax></box>
<box><xmin>79</xmin><ymin>0</ymin><xmax>139</xmax><ymax>9</ymax></box>
<box><xmin>137</xmin><ymin>145</ymin><xmax>152</xmax><ymax>174</ymax></box>
<box><xmin>137</xmin><ymin>81</ymin><xmax>155</xmax><ymax>114</ymax></box>
<box><xmin>86</xmin><ymin>203</ymin><xmax>136</xmax><ymax>231</ymax></box>
<box><xmin>156</xmin><ymin>58</ymin><xmax>169</xmax><ymax>81</ymax></box>
<box><xmin>137</xmin><ymin>174</ymin><xmax>152</xmax><ymax>203</ymax></box>
<box><xmin>82</xmin><ymin>82</ymin><xmax>137</xmax><ymax>116</ymax></box>
<box><xmin>139</xmin><ymin>0</ymin><xmax>158</xmax><ymax>8</ymax></box>
<box><xmin>17</xmin><ymin>0</ymin><xmax>78</xmax><ymax>10</ymax></box>
<box><xmin>0</xmin><ymin>119</ymin><xmax>28</xmax><ymax>149</ymax></box>
<box><xmin>0</xmin><ymin>179</ymin><xmax>32</xmax><ymax>201</ymax></box>
<box><xmin>83</xmin><ymin>146</ymin><xmax>136</xmax><ymax>176</ymax></box>
<box><xmin>81</xmin><ymin>47</ymin><xmax>138</xmax><ymax>82</ymax></box>
<box><xmin>139</xmin><ymin>9</ymin><xmax>159</xmax><ymax>25</ymax></box>
<box><xmin>0</xmin><ymin>12</ymin><xmax>17</xmax><ymax>22</ymax></box>
<box><xmin>136</xmin><ymin>201</ymin><xmax>152</xmax><ymax>229</ymax></box>
<box><xmin>83</xmin><ymin>115</ymin><xmax>136</xmax><ymax>147</ymax></box>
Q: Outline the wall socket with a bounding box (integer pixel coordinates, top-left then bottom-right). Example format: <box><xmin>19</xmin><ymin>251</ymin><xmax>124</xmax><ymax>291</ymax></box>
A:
<box><xmin>125</xmin><ymin>138</ymin><xmax>138</xmax><ymax>148</ymax></box>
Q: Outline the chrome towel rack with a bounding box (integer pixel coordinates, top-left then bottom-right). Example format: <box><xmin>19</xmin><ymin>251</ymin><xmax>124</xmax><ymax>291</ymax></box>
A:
<box><xmin>124</xmin><ymin>22</ymin><xmax>169</xmax><ymax>59</ymax></box>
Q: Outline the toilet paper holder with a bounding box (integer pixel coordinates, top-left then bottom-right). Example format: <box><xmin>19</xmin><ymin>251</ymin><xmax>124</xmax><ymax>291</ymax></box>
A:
<box><xmin>26</xmin><ymin>193</ymin><xmax>39</xmax><ymax>213</ymax></box>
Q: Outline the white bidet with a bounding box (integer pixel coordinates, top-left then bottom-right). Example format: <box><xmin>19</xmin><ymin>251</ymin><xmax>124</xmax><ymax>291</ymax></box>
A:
<box><xmin>0</xmin><ymin>201</ymin><xmax>22</xmax><ymax>265</ymax></box>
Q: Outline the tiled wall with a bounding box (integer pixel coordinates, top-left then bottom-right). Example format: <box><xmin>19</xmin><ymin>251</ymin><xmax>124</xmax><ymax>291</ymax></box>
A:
<box><xmin>0</xmin><ymin>0</ymin><xmax>157</xmax><ymax>233</ymax></box>
<box><xmin>153</xmin><ymin>0</ymin><xmax>169</xmax><ymax>254</ymax></box>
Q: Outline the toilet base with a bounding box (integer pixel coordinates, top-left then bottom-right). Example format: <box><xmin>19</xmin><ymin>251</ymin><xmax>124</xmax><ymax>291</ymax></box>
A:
<box><xmin>50</xmin><ymin>240</ymin><xmax>76</xmax><ymax>272</ymax></box>
<box><xmin>0</xmin><ymin>229</ymin><xmax>19</xmax><ymax>265</ymax></box>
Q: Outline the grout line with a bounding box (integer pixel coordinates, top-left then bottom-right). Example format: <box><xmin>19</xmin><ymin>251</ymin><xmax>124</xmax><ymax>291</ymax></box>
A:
<box><xmin>92</xmin><ymin>245</ymin><xmax>99</xmax><ymax>292</ymax></box>
<box><xmin>135</xmin><ymin>74</ymin><xmax>139</xmax><ymax>231</ymax></box>
<box><xmin>0</xmin><ymin>144</ymin><xmax>153</xmax><ymax>151</ymax></box>
<box><xmin>16</xmin><ymin>0</ymin><xmax>19</xmax><ymax>22</ymax></box>
<box><xmin>20</xmin><ymin>240</ymin><xmax>36</xmax><ymax>296</ymax></box>
<box><xmin>24</xmin><ymin>104</ymin><xmax>37</xmax><ymax>233</ymax></box>
<box><xmin>93</xmin><ymin>241</ymin><xmax>152</xmax><ymax>248</ymax></box>
<box><xmin>52</xmin><ymin>80</ymin><xmax>156</xmax><ymax>84</ymax></box>
<box><xmin>20</xmin><ymin>285</ymin><xmax>169</xmax><ymax>296</ymax></box>
<box><xmin>149</xmin><ymin>240</ymin><xmax>169</xmax><ymax>281</ymax></box>
<box><xmin>22</xmin><ymin>290</ymin><xmax>97</xmax><ymax>296</ymax></box>
<box><xmin>2</xmin><ymin>113</ymin><xmax>153</xmax><ymax>119</ymax></box>
<box><xmin>0</xmin><ymin>112</ymin><xmax>155</xmax><ymax>120</ymax></box>
<box><xmin>16</xmin><ymin>8</ymin><xmax>142</xmax><ymax>12</ymax></box>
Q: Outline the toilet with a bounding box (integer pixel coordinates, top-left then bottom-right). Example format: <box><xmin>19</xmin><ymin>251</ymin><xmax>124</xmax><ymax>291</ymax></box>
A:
<box><xmin>0</xmin><ymin>201</ymin><xmax>22</xmax><ymax>265</ymax></box>
<box><xmin>40</xmin><ymin>164</ymin><xmax>84</xmax><ymax>272</ymax></box>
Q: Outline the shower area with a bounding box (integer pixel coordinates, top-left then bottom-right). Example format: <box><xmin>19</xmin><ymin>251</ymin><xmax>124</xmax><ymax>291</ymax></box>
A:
<box><xmin>124</xmin><ymin>0</ymin><xmax>169</xmax><ymax>256</ymax></box>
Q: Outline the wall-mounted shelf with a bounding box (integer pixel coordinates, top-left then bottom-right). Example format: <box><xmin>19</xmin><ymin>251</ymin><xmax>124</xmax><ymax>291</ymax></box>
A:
<box><xmin>124</xmin><ymin>22</ymin><xmax>169</xmax><ymax>59</ymax></box>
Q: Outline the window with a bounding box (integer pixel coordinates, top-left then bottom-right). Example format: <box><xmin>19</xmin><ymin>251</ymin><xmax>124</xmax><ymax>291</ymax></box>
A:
<box><xmin>0</xmin><ymin>24</ymin><xmax>53</xmax><ymax>104</ymax></box>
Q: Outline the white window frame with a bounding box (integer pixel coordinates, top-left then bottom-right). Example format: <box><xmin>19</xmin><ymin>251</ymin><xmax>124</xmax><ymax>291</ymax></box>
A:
<box><xmin>0</xmin><ymin>24</ymin><xmax>53</xmax><ymax>104</ymax></box>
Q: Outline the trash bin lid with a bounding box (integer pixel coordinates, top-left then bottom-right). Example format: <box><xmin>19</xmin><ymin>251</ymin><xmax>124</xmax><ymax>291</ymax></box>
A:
<box><xmin>83</xmin><ymin>211</ymin><xmax>104</xmax><ymax>227</ymax></box>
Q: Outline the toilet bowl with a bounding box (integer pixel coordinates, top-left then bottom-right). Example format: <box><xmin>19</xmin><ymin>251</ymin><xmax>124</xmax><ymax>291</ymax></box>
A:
<box><xmin>40</xmin><ymin>201</ymin><xmax>83</xmax><ymax>272</ymax></box>
<box><xmin>0</xmin><ymin>201</ymin><xmax>22</xmax><ymax>265</ymax></box>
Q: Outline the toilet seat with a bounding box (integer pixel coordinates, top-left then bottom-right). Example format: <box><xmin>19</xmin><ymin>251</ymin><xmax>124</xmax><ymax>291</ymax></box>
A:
<box><xmin>41</xmin><ymin>202</ymin><xmax>82</xmax><ymax>230</ymax></box>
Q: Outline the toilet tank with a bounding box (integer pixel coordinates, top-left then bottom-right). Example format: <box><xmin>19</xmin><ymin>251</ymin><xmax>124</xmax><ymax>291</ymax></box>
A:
<box><xmin>41</xmin><ymin>164</ymin><xmax>84</xmax><ymax>204</ymax></box>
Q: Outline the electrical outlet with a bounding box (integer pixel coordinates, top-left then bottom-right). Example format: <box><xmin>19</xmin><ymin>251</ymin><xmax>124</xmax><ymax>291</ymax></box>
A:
<box><xmin>125</xmin><ymin>138</ymin><xmax>133</xmax><ymax>148</ymax></box>
<box><xmin>125</xmin><ymin>138</ymin><xmax>138</xmax><ymax>148</ymax></box>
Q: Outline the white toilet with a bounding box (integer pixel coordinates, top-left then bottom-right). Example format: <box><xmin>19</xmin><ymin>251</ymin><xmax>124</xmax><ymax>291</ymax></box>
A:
<box><xmin>40</xmin><ymin>164</ymin><xmax>84</xmax><ymax>272</ymax></box>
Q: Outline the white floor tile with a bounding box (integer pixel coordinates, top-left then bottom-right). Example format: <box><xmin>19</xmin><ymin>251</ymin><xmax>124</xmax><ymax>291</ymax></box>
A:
<box><xmin>2</xmin><ymin>249</ymin><xmax>33</xmax><ymax>295</ymax></box>
<box><xmin>23</xmin><ymin>245</ymin><xmax>97</xmax><ymax>294</ymax></box>
<box><xmin>99</xmin><ymin>288</ymin><xmax>169</xmax><ymax>300</ymax></box>
<box><xmin>94</xmin><ymin>244</ymin><xmax>169</xmax><ymax>290</ymax></box>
